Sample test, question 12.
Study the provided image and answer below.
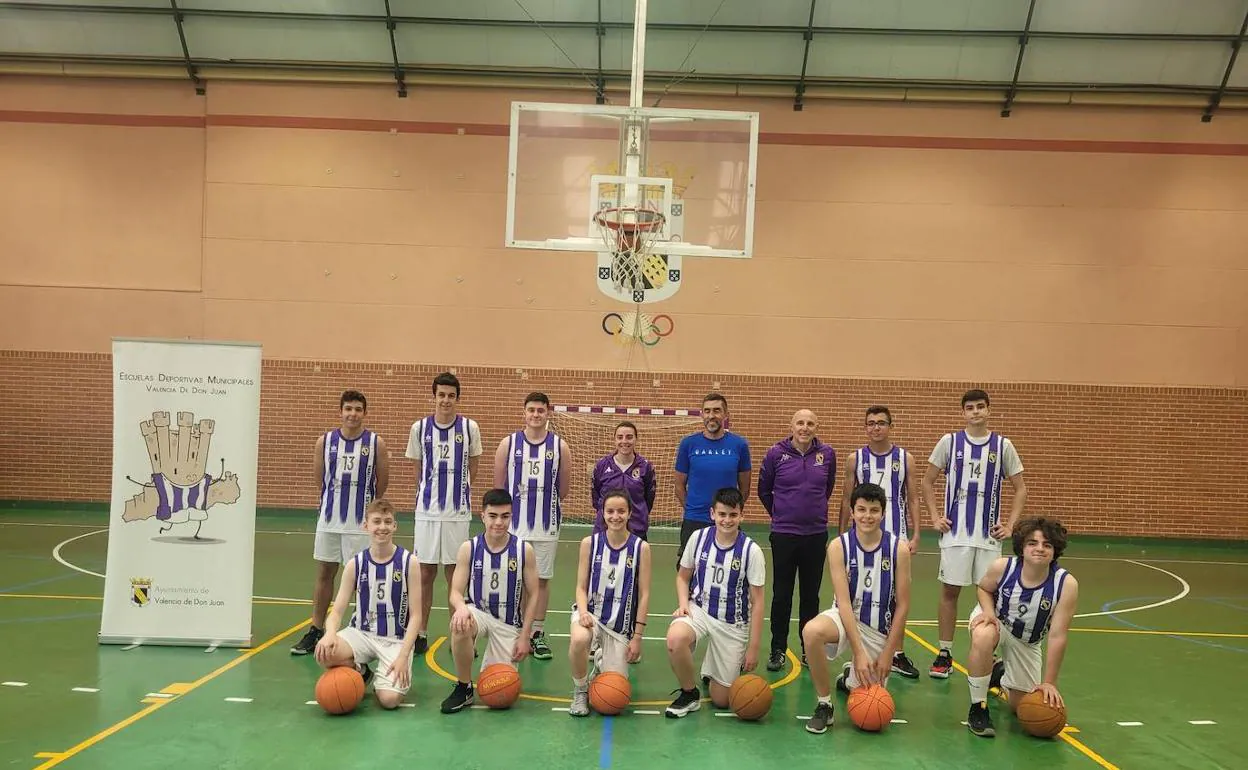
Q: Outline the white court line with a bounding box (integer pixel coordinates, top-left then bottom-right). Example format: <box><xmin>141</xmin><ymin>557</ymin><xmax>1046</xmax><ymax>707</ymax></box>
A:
<box><xmin>1073</xmin><ymin>560</ymin><xmax>1190</xmax><ymax>619</ymax></box>
<box><xmin>1116</xmin><ymin>721</ymin><xmax>1144</xmax><ymax>726</ymax></box>
<box><xmin>71</xmin><ymin>687</ymin><xmax>99</xmax><ymax>693</ymax></box>
<box><xmin>51</xmin><ymin>529</ymin><xmax>107</xmax><ymax>579</ymax></box>
<box><xmin>3</xmin><ymin>681</ymin><xmax>28</xmax><ymax>687</ymax></box>
<box><xmin>305</xmin><ymin>700</ymin><xmax>318</xmax><ymax>705</ymax></box>
<box><xmin>633</xmin><ymin>709</ymin><xmax>660</xmax><ymax>715</ymax></box>
<box><xmin>890</xmin><ymin>719</ymin><xmax>908</xmax><ymax>724</ymax></box>
<box><xmin>45</xmin><ymin>530</ymin><xmax>1195</xmax><ymax>622</ymax></box>
<box><xmin>551</xmin><ymin>707</ymin><xmax>570</xmax><ymax>712</ymax></box>
<box><xmin>145</xmin><ymin>692</ymin><xmax>173</xmax><ymax>698</ymax></box>
<box><xmin>794</xmin><ymin>715</ymin><xmax>811</xmax><ymax>720</ymax></box>
<box><xmin>1189</xmin><ymin>720</ymin><xmax>1217</xmax><ymax>725</ymax></box>
<box><xmin>713</xmin><ymin>712</ymin><xmax>735</xmax><ymax>718</ymax></box>
<box><xmin>224</xmin><ymin>697</ymin><xmax>252</xmax><ymax>703</ymax></box>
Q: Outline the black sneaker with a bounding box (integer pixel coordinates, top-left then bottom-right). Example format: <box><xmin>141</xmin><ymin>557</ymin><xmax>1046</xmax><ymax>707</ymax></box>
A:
<box><xmin>413</xmin><ymin>634</ymin><xmax>428</xmax><ymax>655</ymax></box>
<box><xmin>290</xmin><ymin>626</ymin><xmax>322</xmax><ymax>656</ymax></box>
<box><xmin>835</xmin><ymin>662</ymin><xmax>852</xmax><ymax>695</ymax></box>
<box><xmin>766</xmin><ymin>650</ymin><xmax>785</xmax><ymax>672</ymax></box>
<box><xmin>357</xmin><ymin>663</ymin><xmax>374</xmax><ymax>687</ymax></box>
<box><xmin>891</xmin><ymin>651</ymin><xmax>920</xmax><ymax>679</ymax></box>
<box><xmin>805</xmin><ymin>701</ymin><xmax>835</xmax><ymax>734</ymax></box>
<box><xmin>664</xmin><ymin>688</ymin><xmax>702</xmax><ymax>718</ymax></box>
<box><xmin>440</xmin><ymin>681</ymin><xmax>475</xmax><ymax>714</ymax></box>
<box><xmin>530</xmin><ymin>631</ymin><xmax>552</xmax><ymax>660</ymax></box>
<box><xmin>989</xmin><ymin>659</ymin><xmax>1005</xmax><ymax>691</ymax></box>
<box><xmin>929</xmin><ymin>650</ymin><xmax>953</xmax><ymax>679</ymax></box>
<box><xmin>968</xmin><ymin>701</ymin><xmax>995</xmax><ymax>737</ymax></box>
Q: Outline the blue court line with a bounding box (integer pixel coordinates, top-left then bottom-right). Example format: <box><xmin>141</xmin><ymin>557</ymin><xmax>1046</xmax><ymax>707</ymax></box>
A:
<box><xmin>599</xmin><ymin>715</ymin><xmax>614</xmax><ymax>768</ymax></box>
<box><xmin>0</xmin><ymin>572</ymin><xmax>82</xmax><ymax>595</ymax></box>
<box><xmin>1202</xmin><ymin>597</ymin><xmax>1248</xmax><ymax>614</ymax></box>
<box><xmin>1101</xmin><ymin>597</ymin><xmax>1248</xmax><ymax>654</ymax></box>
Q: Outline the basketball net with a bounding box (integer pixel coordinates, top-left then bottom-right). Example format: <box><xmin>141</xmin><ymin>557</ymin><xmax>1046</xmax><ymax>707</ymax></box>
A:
<box><xmin>594</xmin><ymin>206</ymin><xmax>666</xmax><ymax>294</ymax></box>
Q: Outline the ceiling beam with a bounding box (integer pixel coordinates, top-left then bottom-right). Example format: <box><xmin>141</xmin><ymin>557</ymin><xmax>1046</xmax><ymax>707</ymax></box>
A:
<box><xmin>1001</xmin><ymin>0</ymin><xmax>1037</xmax><ymax>118</ymax></box>
<box><xmin>382</xmin><ymin>0</ymin><xmax>406</xmax><ymax>97</ymax></box>
<box><xmin>1202</xmin><ymin>6</ymin><xmax>1248</xmax><ymax>122</ymax></box>
<box><xmin>793</xmin><ymin>0</ymin><xmax>819</xmax><ymax>111</ymax></box>
<box><xmin>168</xmin><ymin>0</ymin><xmax>202</xmax><ymax>95</ymax></box>
<box><xmin>2</xmin><ymin>3</ymin><xmax>1244</xmax><ymax>44</ymax></box>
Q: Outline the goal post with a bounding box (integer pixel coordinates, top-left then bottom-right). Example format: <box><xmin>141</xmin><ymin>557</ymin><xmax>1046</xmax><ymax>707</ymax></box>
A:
<box><xmin>548</xmin><ymin>405</ymin><xmax>703</xmax><ymax>530</ymax></box>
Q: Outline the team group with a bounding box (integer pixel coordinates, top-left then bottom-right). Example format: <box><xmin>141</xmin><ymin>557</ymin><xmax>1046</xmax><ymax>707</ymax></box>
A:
<box><xmin>292</xmin><ymin>373</ymin><xmax>1079</xmax><ymax>736</ymax></box>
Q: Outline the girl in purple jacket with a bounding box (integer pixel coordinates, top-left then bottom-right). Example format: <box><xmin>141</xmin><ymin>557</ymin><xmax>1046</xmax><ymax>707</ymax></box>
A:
<box><xmin>591</xmin><ymin>421</ymin><xmax>657</xmax><ymax>540</ymax></box>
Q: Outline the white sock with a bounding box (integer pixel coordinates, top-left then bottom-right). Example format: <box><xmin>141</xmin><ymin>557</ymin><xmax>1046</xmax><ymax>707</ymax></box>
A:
<box><xmin>939</xmin><ymin>641</ymin><xmax>953</xmax><ymax>655</ymax></box>
<box><xmin>968</xmin><ymin>674</ymin><xmax>990</xmax><ymax>704</ymax></box>
<box><xmin>573</xmin><ymin>676</ymin><xmax>588</xmax><ymax>689</ymax></box>
<box><xmin>533</xmin><ymin>620</ymin><xmax>545</xmax><ymax>634</ymax></box>
<box><xmin>817</xmin><ymin>694</ymin><xmax>832</xmax><ymax>706</ymax></box>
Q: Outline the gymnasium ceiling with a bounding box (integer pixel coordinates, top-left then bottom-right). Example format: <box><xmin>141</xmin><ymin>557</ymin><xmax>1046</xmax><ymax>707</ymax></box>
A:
<box><xmin>2</xmin><ymin>0</ymin><xmax>1247</xmax><ymax>118</ymax></box>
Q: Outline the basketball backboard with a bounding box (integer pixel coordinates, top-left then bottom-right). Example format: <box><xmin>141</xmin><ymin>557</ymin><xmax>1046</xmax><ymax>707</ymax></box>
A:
<box><xmin>505</xmin><ymin>101</ymin><xmax>759</xmax><ymax>304</ymax></box>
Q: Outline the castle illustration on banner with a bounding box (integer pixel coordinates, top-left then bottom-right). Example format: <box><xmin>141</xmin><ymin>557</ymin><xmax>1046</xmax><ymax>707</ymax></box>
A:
<box><xmin>121</xmin><ymin>410</ymin><xmax>242</xmax><ymax>540</ymax></box>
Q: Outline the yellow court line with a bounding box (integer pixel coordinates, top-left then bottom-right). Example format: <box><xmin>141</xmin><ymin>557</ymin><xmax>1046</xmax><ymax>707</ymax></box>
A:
<box><xmin>904</xmin><ymin>630</ymin><xmax>1120</xmax><ymax>770</ymax></box>
<box><xmin>33</xmin><ymin>618</ymin><xmax>310</xmax><ymax>770</ymax></box>
<box><xmin>424</xmin><ymin>636</ymin><xmax>803</xmax><ymax>708</ymax></box>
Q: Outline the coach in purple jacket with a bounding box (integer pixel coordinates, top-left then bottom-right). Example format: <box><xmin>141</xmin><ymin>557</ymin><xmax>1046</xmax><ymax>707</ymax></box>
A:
<box><xmin>591</xmin><ymin>421</ymin><xmax>657</xmax><ymax>540</ymax></box>
<box><xmin>758</xmin><ymin>409</ymin><xmax>837</xmax><ymax>671</ymax></box>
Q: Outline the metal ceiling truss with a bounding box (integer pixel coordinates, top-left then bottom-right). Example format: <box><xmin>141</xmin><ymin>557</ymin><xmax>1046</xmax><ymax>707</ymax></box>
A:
<box><xmin>381</xmin><ymin>0</ymin><xmax>406</xmax><ymax>97</ymax></box>
<box><xmin>2</xmin><ymin>1</ymin><xmax>1246</xmax><ymax>116</ymax></box>
<box><xmin>1202</xmin><ymin>5</ymin><xmax>1248</xmax><ymax>122</ymax></box>
<box><xmin>167</xmin><ymin>0</ymin><xmax>202</xmax><ymax>95</ymax></box>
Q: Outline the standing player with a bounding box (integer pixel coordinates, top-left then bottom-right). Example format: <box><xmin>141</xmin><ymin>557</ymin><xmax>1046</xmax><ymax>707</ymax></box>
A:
<box><xmin>405</xmin><ymin>372</ymin><xmax>483</xmax><ymax>655</ymax></box>
<box><xmin>965</xmin><ymin>517</ymin><xmax>1078</xmax><ymax>737</ymax></box>
<box><xmin>802</xmin><ymin>483</ymin><xmax>912</xmax><ymax>734</ymax></box>
<box><xmin>493</xmin><ymin>392</ymin><xmax>570</xmax><ymax>660</ymax></box>
<box><xmin>840</xmin><ymin>405</ymin><xmax>921</xmax><ymax>679</ymax></box>
<box><xmin>664</xmin><ymin>487</ymin><xmax>766</xmax><ymax>718</ymax></box>
<box><xmin>292</xmin><ymin>390</ymin><xmax>391</xmax><ymax>656</ymax></box>
<box><xmin>567</xmin><ymin>490</ymin><xmax>653</xmax><ymax>716</ymax></box>
<box><xmin>590</xmin><ymin>421</ymin><xmax>657</xmax><ymax>540</ymax></box>
<box><xmin>922</xmin><ymin>389</ymin><xmax>1027</xmax><ymax>678</ymax></box>
<box><xmin>441</xmin><ymin>488</ymin><xmax>540</xmax><ymax>714</ymax></box>
<box><xmin>314</xmin><ymin>499</ymin><xmax>421</xmax><ymax>709</ymax></box>
<box><xmin>674</xmin><ymin>393</ymin><xmax>752</xmax><ymax>565</ymax></box>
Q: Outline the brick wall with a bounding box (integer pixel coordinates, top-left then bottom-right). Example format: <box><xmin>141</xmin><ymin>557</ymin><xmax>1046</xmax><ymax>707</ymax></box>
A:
<box><xmin>2</xmin><ymin>350</ymin><xmax>1245</xmax><ymax>540</ymax></box>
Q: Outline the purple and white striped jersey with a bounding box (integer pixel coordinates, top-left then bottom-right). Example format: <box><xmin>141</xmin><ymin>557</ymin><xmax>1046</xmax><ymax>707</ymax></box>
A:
<box><xmin>838</xmin><ymin>528</ymin><xmax>900</xmax><ymax>635</ymax></box>
<box><xmin>408</xmin><ymin>415</ymin><xmax>479</xmax><ymax>521</ymax></box>
<box><xmin>151</xmin><ymin>473</ymin><xmax>210</xmax><ymax>521</ymax></box>
<box><xmin>319</xmin><ymin>429</ymin><xmax>378</xmax><ymax>532</ymax></box>
<box><xmin>930</xmin><ymin>431</ymin><xmax>1022</xmax><ymax>549</ymax></box>
<box><xmin>467</xmin><ymin>534</ymin><xmax>526</xmax><ymax>628</ymax></box>
<box><xmin>505</xmin><ymin>431</ymin><xmax>563</xmax><ymax>541</ymax></box>
<box><xmin>682</xmin><ymin>529</ymin><xmax>766</xmax><ymax>627</ymax></box>
<box><xmin>585</xmin><ymin>533</ymin><xmax>643</xmax><ymax>637</ymax></box>
<box><xmin>350</xmin><ymin>546</ymin><xmax>412</xmax><ymax>641</ymax></box>
<box><xmin>995</xmin><ymin>558</ymin><xmax>1070</xmax><ymax>645</ymax></box>
<box><xmin>853</xmin><ymin>445</ymin><xmax>910</xmax><ymax>539</ymax></box>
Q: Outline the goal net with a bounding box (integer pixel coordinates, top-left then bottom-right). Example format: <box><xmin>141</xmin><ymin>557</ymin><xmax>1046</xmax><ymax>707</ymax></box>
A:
<box><xmin>548</xmin><ymin>406</ymin><xmax>703</xmax><ymax>530</ymax></box>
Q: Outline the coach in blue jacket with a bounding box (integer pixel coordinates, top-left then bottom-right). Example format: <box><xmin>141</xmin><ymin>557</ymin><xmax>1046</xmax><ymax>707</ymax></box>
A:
<box><xmin>758</xmin><ymin>409</ymin><xmax>837</xmax><ymax>671</ymax></box>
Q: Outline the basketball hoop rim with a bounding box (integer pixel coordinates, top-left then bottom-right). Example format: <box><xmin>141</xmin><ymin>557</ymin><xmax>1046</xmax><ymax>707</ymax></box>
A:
<box><xmin>592</xmin><ymin>206</ymin><xmax>666</xmax><ymax>235</ymax></box>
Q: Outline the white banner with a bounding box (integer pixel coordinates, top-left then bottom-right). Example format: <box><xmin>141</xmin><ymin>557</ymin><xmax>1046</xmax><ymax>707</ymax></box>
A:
<box><xmin>100</xmin><ymin>338</ymin><xmax>261</xmax><ymax>647</ymax></box>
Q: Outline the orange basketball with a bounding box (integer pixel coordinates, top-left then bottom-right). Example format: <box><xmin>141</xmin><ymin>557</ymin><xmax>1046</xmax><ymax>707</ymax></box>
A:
<box><xmin>1016</xmin><ymin>690</ymin><xmax>1067</xmax><ymax>738</ymax></box>
<box><xmin>477</xmin><ymin>663</ymin><xmax>522</xmax><ymax>709</ymax></box>
<box><xmin>728</xmin><ymin>674</ymin><xmax>773</xmax><ymax>721</ymax></box>
<box><xmin>589</xmin><ymin>671</ymin><xmax>632</xmax><ymax>715</ymax></box>
<box><xmin>847</xmin><ymin>684</ymin><xmax>895</xmax><ymax>731</ymax></box>
<box><xmin>315</xmin><ymin>665</ymin><xmax>365</xmax><ymax>715</ymax></box>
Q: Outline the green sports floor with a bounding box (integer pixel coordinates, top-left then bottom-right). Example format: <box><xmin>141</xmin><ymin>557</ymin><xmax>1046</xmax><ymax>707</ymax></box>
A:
<box><xmin>1</xmin><ymin>508</ymin><xmax>1246</xmax><ymax>770</ymax></box>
